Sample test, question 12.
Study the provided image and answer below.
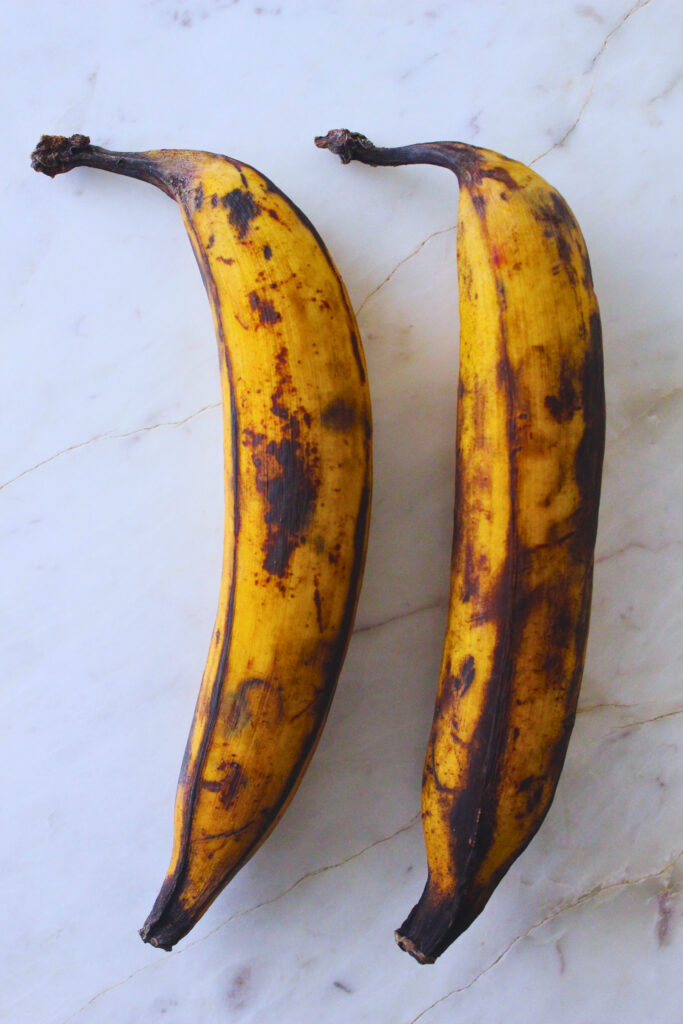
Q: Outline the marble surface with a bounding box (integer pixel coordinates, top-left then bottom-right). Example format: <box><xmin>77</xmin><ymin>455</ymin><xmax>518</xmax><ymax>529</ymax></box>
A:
<box><xmin>2</xmin><ymin>0</ymin><xmax>682</xmax><ymax>1021</ymax></box>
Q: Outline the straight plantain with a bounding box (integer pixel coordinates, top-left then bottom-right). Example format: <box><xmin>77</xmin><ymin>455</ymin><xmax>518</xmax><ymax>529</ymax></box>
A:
<box><xmin>317</xmin><ymin>130</ymin><xmax>604</xmax><ymax>963</ymax></box>
<box><xmin>32</xmin><ymin>134</ymin><xmax>371</xmax><ymax>951</ymax></box>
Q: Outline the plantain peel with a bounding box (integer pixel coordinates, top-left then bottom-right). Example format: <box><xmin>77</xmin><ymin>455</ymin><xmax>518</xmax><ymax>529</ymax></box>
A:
<box><xmin>317</xmin><ymin>130</ymin><xmax>604</xmax><ymax>964</ymax></box>
<box><xmin>33</xmin><ymin>134</ymin><xmax>372</xmax><ymax>950</ymax></box>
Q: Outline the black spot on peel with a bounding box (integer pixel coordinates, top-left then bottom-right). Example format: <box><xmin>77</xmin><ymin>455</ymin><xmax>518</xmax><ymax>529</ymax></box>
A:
<box><xmin>495</xmin><ymin>277</ymin><xmax>507</xmax><ymax>311</ymax></box>
<box><xmin>517</xmin><ymin>775</ymin><xmax>546</xmax><ymax>814</ymax></box>
<box><xmin>530</xmin><ymin>189</ymin><xmax>580</xmax><ymax>281</ymax></box>
<box><xmin>321</xmin><ymin>397</ymin><xmax>357</xmax><ymax>431</ymax></box>
<box><xmin>262</xmin><ymin>438</ymin><xmax>316</xmax><ymax>575</ymax></box>
<box><xmin>269</xmin><ymin>347</ymin><xmax>293</xmax><ymax>420</ymax></box>
<box><xmin>249</xmin><ymin>290</ymin><xmax>282</xmax><ymax>325</ymax></box>
<box><xmin>554</xmin><ymin>230</ymin><xmax>574</xmax><ymax>280</ymax></box>
<box><xmin>481</xmin><ymin>166</ymin><xmax>520</xmax><ymax>192</ymax></box>
<box><xmin>581</xmin><ymin>247</ymin><xmax>594</xmax><ymax>290</ymax></box>
<box><xmin>240</xmin><ymin>172</ymin><xmax>248</xmax><ymax>188</ymax></box>
<box><xmin>459</xmin><ymin>655</ymin><xmax>476</xmax><ymax>694</ymax></box>
<box><xmin>202</xmin><ymin>761</ymin><xmax>246</xmax><ymax>810</ymax></box>
<box><xmin>442</xmin><ymin>654</ymin><xmax>476</xmax><ymax>699</ymax></box>
<box><xmin>263</xmin><ymin>244</ymin><xmax>272</xmax><ymax>260</ymax></box>
<box><xmin>222</xmin><ymin>189</ymin><xmax>261</xmax><ymax>240</ymax></box>
<box><xmin>243</xmin><ymin>418</ymin><xmax>319</xmax><ymax>578</ymax></box>
<box><xmin>349</xmin><ymin>332</ymin><xmax>365</xmax><ymax>384</ymax></box>
<box><xmin>574</xmin><ymin>311</ymin><xmax>605</xmax><ymax>551</ymax></box>
<box><xmin>211</xmin><ymin>193</ymin><xmax>219</xmax><ymax>207</ymax></box>
<box><xmin>225</xmin><ymin>677</ymin><xmax>272</xmax><ymax>732</ymax></box>
<box><xmin>194</xmin><ymin>183</ymin><xmax>204</xmax><ymax>210</ymax></box>
<box><xmin>471</xmin><ymin>193</ymin><xmax>487</xmax><ymax>219</ymax></box>
<box><xmin>544</xmin><ymin>367</ymin><xmax>578</xmax><ymax>423</ymax></box>
<box><xmin>314</xmin><ymin>587</ymin><xmax>323</xmax><ymax>632</ymax></box>
<box><xmin>461</xmin><ymin>536</ymin><xmax>478</xmax><ymax>603</ymax></box>
<box><xmin>270</xmin><ymin>384</ymin><xmax>289</xmax><ymax>420</ymax></box>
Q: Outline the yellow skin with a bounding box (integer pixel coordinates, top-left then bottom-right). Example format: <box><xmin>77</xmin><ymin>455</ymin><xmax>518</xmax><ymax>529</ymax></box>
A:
<box><xmin>32</xmin><ymin>135</ymin><xmax>371</xmax><ymax>950</ymax></box>
<box><xmin>317</xmin><ymin>132</ymin><xmax>604</xmax><ymax>963</ymax></box>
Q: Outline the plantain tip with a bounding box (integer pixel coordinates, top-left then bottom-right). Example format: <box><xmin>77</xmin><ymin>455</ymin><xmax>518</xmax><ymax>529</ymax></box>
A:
<box><xmin>314</xmin><ymin>129</ymin><xmax>375</xmax><ymax>164</ymax></box>
<box><xmin>31</xmin><ymin>133</ymin><xmax>91</xmax><ymax>177</ymax></box>
<box><xmin>394</xmin><ymin>929</ymin><xmax>436</xmax><ymax>965</ymax></box>
<box><xmin>139</xmin><ymin>922</ymin><xmax>174</xmax><ymax>951</ymax></box>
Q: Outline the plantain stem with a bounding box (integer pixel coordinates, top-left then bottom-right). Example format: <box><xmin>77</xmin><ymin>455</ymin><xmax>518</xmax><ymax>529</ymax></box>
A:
<box><xmin>314</xmin><ymin>128</ymin><xmax>480</xmax><ymax>183</ymax></box>
<box><xmin>30</xmin><ymin>134</ymin><xmax>178</xmax><ymax>198</ymax></box>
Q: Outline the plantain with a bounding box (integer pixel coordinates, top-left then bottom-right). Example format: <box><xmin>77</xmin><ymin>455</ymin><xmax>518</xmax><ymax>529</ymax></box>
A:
<box><xmin>32</xmin><ymin>134</ymin><xmax>371</xmax><ymax>951</ymax></box>
<box><xmin>317</xmin><ymin>129</ymin><xmax>605</xmax><ymax>963</ymax></box>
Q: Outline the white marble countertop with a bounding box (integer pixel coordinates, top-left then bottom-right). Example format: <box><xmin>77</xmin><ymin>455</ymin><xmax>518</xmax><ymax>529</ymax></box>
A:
<box><xmin>2</xmin><ymin>1</ymin><xmax>681</xmax><ymax>1021</ymax></box>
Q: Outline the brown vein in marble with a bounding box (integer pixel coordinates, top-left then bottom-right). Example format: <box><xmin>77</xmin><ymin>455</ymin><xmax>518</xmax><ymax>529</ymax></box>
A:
<box><xmin>58</xmin><ymin>815</ymin><xmax>421</xmax><ymax>1023</ymax></box>
<box><xmin>585</xmin><ymin>0</ymin><xmax>653</xmax><ymax>73</ymax></box>
<box><xmin>596</xmin><ymin>538</ymin><xmax>683</xmax><ymax>565</ymax></box>
<box><xmin>0</xmin><ymin>403</ymin><xmax>221</xmax><ymax>493</ymax></box>
<box><xmin>607</xmin><ymin>706</ymin><xmax>683</xmax><ymax>733</ymax></box>
<box><xmin>648</xmin><ymin>69</ymin><xmax>683</xmax><ymax>104</ymax></box>
<box><xmin>531</xmin><ymin>88</ymin><xmax>594</xmax><ymax>164</ymax></box>
<box><xmin>201</xmin><ymin>814</ymin><xmax>420</xmax><ymax>936</ymax></box>
<box><xmin>531</xmin><ymin>0</ymin><xmax>654</xmax><ymax>164</ymax></box>
<box><xmin>406</xmin><ymin>848</ymin><xmax>683</xmax><ymax>1024</ymax></box>
<box><xmin>354</xmin><ymin>598</ymin><xmax>447</xmax><ymax>636</ymax></box>
<box><xmin>355</xmin><ymin>226</ymin><xmax>455</xmax><ymax>317</ymax></box>
<box><xmin>578</xmin><ymin>699</ymin><xmax>657</xmax><ymax>715</ymax></box>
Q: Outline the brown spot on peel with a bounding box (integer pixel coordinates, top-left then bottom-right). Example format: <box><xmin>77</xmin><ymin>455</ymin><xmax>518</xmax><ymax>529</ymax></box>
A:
<box><xmin>248</xmin><ymin>290</ymin><xmax>282</xmax><ymax>325</ymax></box>
<box><xmin>314</xmin><ymin>587</ymin><xmax>323</xmax><ymax>632</ymax></box>
<box><xmin>222</xmin><ymin>189</ymin><xmax>261</xmax><ymax>239</ymax></box>
<box><xmin>225</xmin><ymin>677</ymin><xmax>272</xmax><ymax>732</ymax></box>
<box><xmin>321</xmin><ymin>397</ymin><xmax>357</xmax><ymax>431</ymax></box>
<box><xmin>544</xmin><ymin>367</ymin><xmax>578</xmax><ymax>422</ymax></box>
<box><xmin>471</xmin><ymin>193</ymin><xmax>487</xmax><ymax>219</ymax></box>
<box><xmin>243</xmin><ymin>418</ymin><xmax>319</xmax><ymax>577</ymax></box>
<box><xmin>202</xmin><ymin>762</ymin><xmax>247</xmax><ymax>809</ymax></box>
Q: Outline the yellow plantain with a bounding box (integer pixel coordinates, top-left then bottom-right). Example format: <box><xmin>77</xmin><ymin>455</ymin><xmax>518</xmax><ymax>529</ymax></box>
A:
<box><xmin>32</xmin><ymin>134</ymin><xmax>371</xmax><ymax>951</ymax></box>
<box><xmin>317</xmin><ymin>130</ymin><xmax>604</xmax><ymax>963</ymax></box>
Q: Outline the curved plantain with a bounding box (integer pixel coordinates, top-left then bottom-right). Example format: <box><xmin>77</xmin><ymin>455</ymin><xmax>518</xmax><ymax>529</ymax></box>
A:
<box><xmin>32</xmin><ymin>134</ymin><xmax>371</xmax><ymax>951</ymax></box>
<box><xmin>317</xmin><ymin>129</ymin><xmax>604</xmax><ymax>963</ymax></box>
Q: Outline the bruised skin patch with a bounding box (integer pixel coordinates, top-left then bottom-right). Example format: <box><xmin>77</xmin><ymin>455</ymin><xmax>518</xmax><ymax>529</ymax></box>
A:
<box><xmin>202</xmin><ymin>761</ymin><xmax>246</xmax><ymax>810</ymax></box>
<box><xmin>224</xmin><ymin>677</ymin><xmax>277</xmax><ymax>733</ymax></box>
<box><xmin>544</xmin><ymin>365</ymin><xmax>579</xmax><ymax>423</ymax></box>
<box><xmin>222</xmin><ymin>188</ymin><xmax>261</xmax><ymax>240</ymax></box>
<box><xmin>471</xmin><ymin>193</ymin><xmax>487</xmax><ymax>219</ymax></box>
<box><xmin>529</xmin><ymin>188</ymin><xmax>581</xmax><ymax>282</ymax></box>
<box><xmin>249</xmin><ymin>290</ymin><xmax>282</xmax><ymax>325</ymax></box>
<box><xmin>454</xmin><ymin>655</ymin><xmax>476</xmax><ymax>695</ymax></box>
<box><xmin>243</xmin><ymin>416</ymin><xmax>319</xmax><ymax>578</ymax></box>
<box><xmin>517</xmin><ymin>774</ymin><xmax>546</xmax><ymax>814</ymax></box>
<box><xmin>321</xmin><ymin>397</ymin><xmax>357</xmax><ymax>431</ymax></box>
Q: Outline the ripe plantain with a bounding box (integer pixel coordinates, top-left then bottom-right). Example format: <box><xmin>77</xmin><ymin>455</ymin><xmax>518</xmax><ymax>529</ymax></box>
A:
<box><xmin>32</xmin><ymin>134</ymin><xmax>371</xmax><ymax>951</ymax></box>
<box><xmin>317</xmin><ymin>130</ymin><xmax>604</xmax><ymax>963</ymax></box>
